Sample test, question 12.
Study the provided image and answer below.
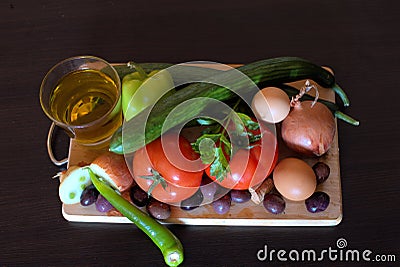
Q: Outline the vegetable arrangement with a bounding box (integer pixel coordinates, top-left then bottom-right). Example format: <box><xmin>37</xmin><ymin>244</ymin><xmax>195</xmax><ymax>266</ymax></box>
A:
<box><xmin>56</xmin><ymin>56</ymin><xmax>358</xmax><ymax>266</ymax></box>
<box><xmin>109</xmin><ymin>57</ymin><xmax>358</xmax><ymax>154</ymax></box>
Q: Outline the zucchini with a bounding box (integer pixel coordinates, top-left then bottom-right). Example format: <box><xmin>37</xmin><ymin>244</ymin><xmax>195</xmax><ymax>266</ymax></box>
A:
<box><xmin>110</xmin><ymin>57</ymin><xmax>348</xmax><ymax>154</ymax></box>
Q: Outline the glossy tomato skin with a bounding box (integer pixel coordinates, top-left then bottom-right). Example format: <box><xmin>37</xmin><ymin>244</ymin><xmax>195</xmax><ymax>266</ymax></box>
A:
<box><xmin>132</xmin><ymin>134</ymin><xmax>203</xmax><ymax>204</ymax></box>
<box><xmin>250</xmin><ymin>124</ymin><xmax>279</xmax><ymax>185</ymax></box>
<box><xmin>206</xmin><ymin>121</ymin><xmax>278</xmax><ymax>190</ymax></box>
<box><xmin>146</xmin><ymin>134</ymin><xmax>204</xmax><ymax>187</ymax></box>
<box><xmin>205</xmin><ymin>149</ymin><xmax>257</xmax><ymax>190</ymax></box>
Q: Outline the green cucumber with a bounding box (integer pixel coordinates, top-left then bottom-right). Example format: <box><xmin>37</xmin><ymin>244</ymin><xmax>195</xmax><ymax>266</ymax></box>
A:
<box><xmin>114</xmin><ymin>62</ymin><xmax>227</xmax><ymax>85</ymax></box>
<box><xmin>110</xmin><ymin>57</ymin><xmax>348</xmax><ymax>154</ymax></box>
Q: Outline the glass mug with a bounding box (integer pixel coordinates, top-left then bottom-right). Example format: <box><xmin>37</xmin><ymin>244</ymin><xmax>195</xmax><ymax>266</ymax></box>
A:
<box><xmin>40</xmin><ymin>56</ymin><xmax>122</xmax><ymax>165</ymax></box>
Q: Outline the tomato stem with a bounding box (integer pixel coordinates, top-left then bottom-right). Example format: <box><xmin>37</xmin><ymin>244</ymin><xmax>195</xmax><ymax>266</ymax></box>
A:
<box><xmin>140</xmin><ymin>169</ymin><xmax>168</xmax><ymax>196</ymax></box>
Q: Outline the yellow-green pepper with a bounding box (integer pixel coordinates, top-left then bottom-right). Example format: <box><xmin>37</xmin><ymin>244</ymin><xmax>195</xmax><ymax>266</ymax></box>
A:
<box><xmin>122</xmin><ymin>62</ymin><xmax>174</xmax><ymax>121</ymax></box>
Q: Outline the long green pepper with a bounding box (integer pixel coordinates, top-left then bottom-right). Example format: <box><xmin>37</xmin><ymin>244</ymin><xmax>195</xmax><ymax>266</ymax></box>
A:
<box><xmin>88</xmin><ymin>169</ymin><xmax>184</xmax><ymax>267</ymax></box>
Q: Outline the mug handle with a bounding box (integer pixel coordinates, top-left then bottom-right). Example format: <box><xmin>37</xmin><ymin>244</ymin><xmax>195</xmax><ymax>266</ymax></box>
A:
<box><xmin>47</xmin><ymin>122</ymin><xmax>69</xmax><ymax>166</ymax></box>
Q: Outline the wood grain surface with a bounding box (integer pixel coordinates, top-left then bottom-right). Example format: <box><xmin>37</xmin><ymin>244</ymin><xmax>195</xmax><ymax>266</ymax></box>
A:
<box><xmin>1</xmin><ymin>1</ymin><xmax>399</xmax><ymax>266</ymax></box>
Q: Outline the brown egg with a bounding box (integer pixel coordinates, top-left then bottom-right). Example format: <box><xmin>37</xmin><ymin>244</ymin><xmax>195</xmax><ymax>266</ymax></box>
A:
<box><xmin>273</xmin><ymin>158</ymin><xmax>316</xmax><ymax>201</ymax></box>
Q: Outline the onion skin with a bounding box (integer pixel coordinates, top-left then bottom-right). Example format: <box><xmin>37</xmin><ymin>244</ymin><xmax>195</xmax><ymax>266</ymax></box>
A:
<box><xmin>281</xmin><ymin>101</ymin><xmax>336</xmax><ymax>157</ymax></box>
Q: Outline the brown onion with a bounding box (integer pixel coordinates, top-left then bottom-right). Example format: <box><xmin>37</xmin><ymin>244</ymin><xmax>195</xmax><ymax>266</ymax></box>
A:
<box><xmin>281</xmin><ymin>100</ymin><xmax>335</xmax><ymax>157</ymax></box>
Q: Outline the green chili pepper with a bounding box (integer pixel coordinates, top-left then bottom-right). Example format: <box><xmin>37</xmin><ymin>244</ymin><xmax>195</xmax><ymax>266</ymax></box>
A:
<box><xmin>88</xmin><ymin>169</ymin><xmax>184</xmax><ymax>267</ymax></box>
<box><xmin>121</xmin><ymin>62</ymin><xmax>175</xmax><ymax>121</ymax></box>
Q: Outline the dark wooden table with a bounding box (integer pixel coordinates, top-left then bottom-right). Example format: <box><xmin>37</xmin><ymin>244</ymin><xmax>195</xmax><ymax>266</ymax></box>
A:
<box><xmin>1</xmin><ymin>1</ymin><xmax>399</xmax><ymax>266</ymax></box>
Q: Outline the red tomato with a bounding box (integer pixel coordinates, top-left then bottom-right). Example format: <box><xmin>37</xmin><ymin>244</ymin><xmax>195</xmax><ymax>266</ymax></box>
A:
<box><xmin>132</xmin><ymin>134</ymin><xmax>203</xmax><ymax>203</ymax></box>
<box><xmin>250</xmin><ymin>125</ymin><xmax>279</xmax><ymax>186</ymax></box>
<box><xmin>206</xmin><ymin>121</ymin><xmax>278</xmax><ymax>190</ymax></box>
<box><xmin>146</xmin><ymin>133</ymin><xmax>205</xmax><ymax>187</ymax></box>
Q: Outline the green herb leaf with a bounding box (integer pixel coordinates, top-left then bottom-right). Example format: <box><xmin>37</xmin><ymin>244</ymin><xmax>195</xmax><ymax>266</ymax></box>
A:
<box><xmin>191</xmin><ymin>133</ymin><xmax>221</xmax><ymax>153</ymax></box>
<box><xmin>192</xmin><ymin>110</ymin><xmax>261</xmax><ymax>183</ymax></box>
<box><xmin>209</xmin><ymin>147</ymin><xmax>230</xmax><ymax>182</ymax></box>
<box><xmin>249</xmin><ymin>133</ymin><xmax>262</xmax><ymax>143</ymax></box>
<box><xmin>237</xmin><ymin>113</ymin><xmax>259</xmax><ymax>131</ymax></box>
<box><xmin>219</xmin><ymin>134</ymin><xmax>232</xmax><ymax>156</ymax></box>
<box><xmin>197</xmin><ymin>118</ymin><xmax>217</xmax><ymax>126</ymax></box>
<box><xmin>232</xmin><ymin>113</ymin><xmax>262</xmax><ymax>145</ymax></box>
<box><xmin>198</xmin><ymin>138</ymin><xmax>217</xmax><ymax>164</ymax></box>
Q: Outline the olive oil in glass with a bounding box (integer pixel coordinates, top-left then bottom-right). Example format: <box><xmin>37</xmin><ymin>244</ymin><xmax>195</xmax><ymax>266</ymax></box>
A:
<box><xmin>49</xmin><ymin>69</ymin><xmax>121</xmax><ymax>144</ymax></box>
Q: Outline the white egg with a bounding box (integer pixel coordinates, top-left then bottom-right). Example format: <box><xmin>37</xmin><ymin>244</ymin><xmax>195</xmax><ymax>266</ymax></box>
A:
<box><xmin>251</xmin><ymin>87</ymin><xmax>290</xmax><ymax>123</ymax></box>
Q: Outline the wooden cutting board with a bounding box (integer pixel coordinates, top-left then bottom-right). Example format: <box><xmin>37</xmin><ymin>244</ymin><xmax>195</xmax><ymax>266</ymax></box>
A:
<box><xmin>62</xmin><ymin>64</ymin><xmax>342</xmax><ymax>226</ymax></box>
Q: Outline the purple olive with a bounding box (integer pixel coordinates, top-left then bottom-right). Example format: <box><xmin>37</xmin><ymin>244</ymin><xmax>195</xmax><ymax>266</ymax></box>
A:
<box><xmin>80</xmin><ymin>184</ymin><xmax>99</xmax><ymax>206</ymax></box>
<box><xmin>146</xmin><ymin>199</ymin><xmax>171</xmax><ymax>220</ymax></box>
<box><xmin>200</xmin><ymin>177</ymin><xmax>219</xmax><ymax>203</ymax></box>
<box><xmin>181</xmin><ymin>189</ymin><xmax>204</xmax><ymax>211</ymax></box>
<box><xmin>312</xmin><ymin>162</ymin><xmax>330</xmax><ymax>184</ymax></box>
<box><xmin>130</xmin><ymin>185</ymin><xmax>149</xmax><ymax>207</ymax></box>
<box><xmin>211</xmin><ymin>194</ymin><xmax>231</xmax><ymax>215</ymax></box>
<box><xmin>305</xmin><ymin>192</ymin><xmax>330</xmax><ymax>213</ymax></box>
<box><xmin>230</xmin><ymin>189</ymin><xmax>251</xmax><ymax>204</ymax></box>
<box><xmin>95</xmin><ymin>194</ymin><xmax>114</xmax><ymax>213</ymax></box>
<box><xmin>263</xmin><ymin>193</ymin><xmax>286</xmax><ymax>214</ymax></box>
